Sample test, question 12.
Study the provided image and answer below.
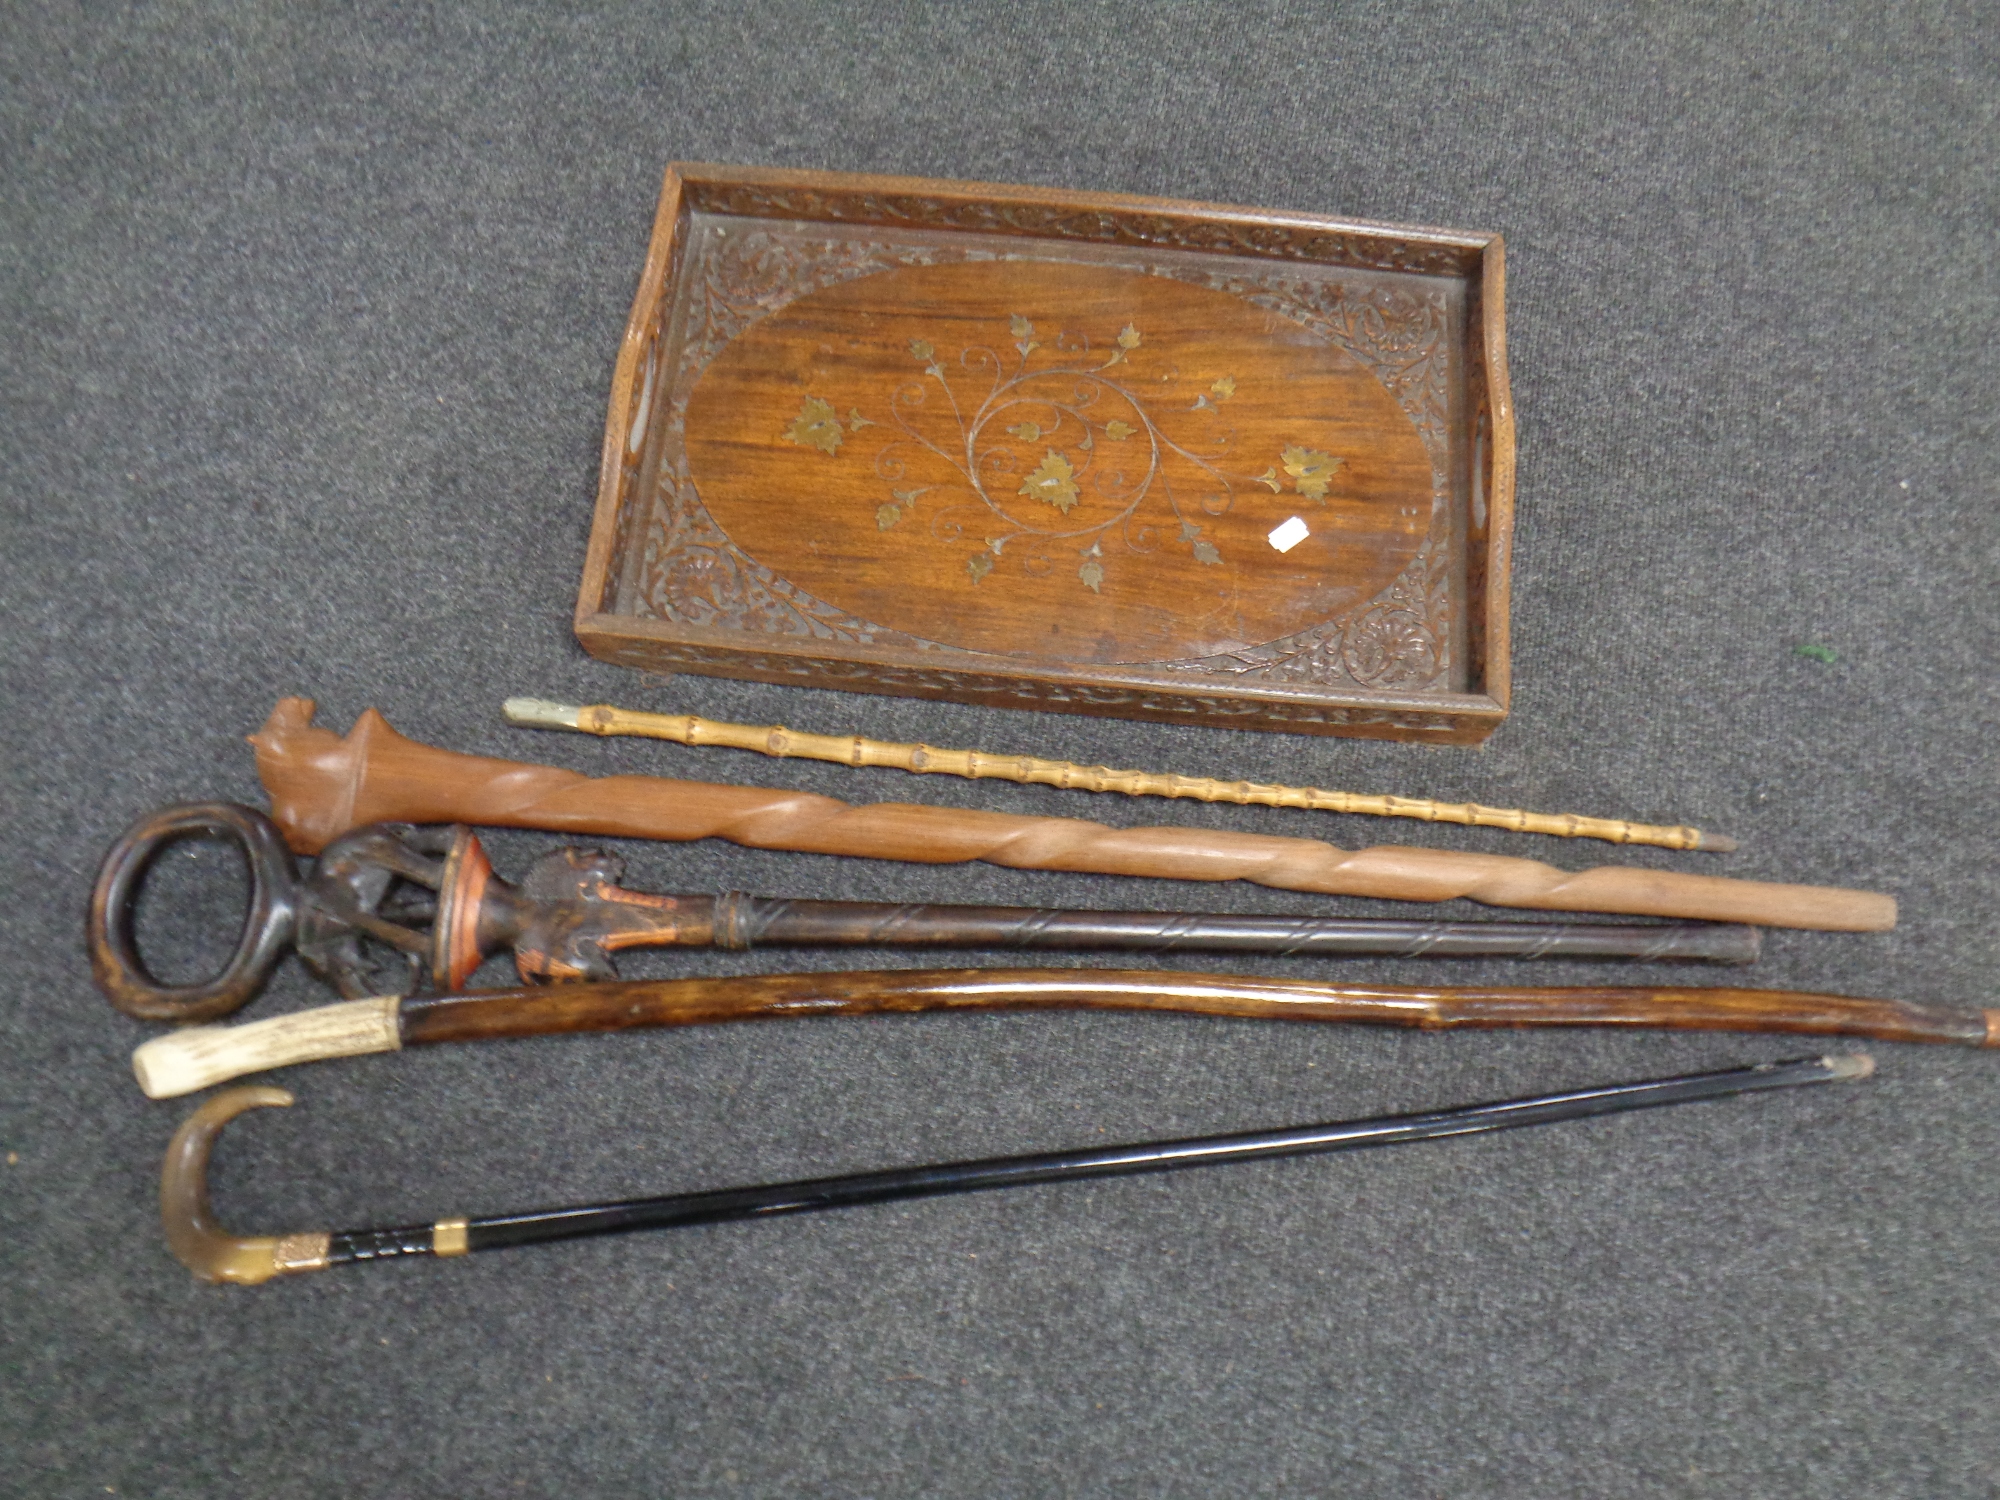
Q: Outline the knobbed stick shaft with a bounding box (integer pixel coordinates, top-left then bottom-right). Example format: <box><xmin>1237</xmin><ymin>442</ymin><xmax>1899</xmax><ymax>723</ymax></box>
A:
<box><xmin>164</xmin><ymin>1057</ymin><xmax>1873</xmax><ymax>1282</ymax></box>
<box><xmin>130</xmin><ymin>967</ymin><xmax>1997</xmax><ymax>1099</ymax></box>
<box><xmin>505</xmin><ymin>697</ymin><xmax>1733</xmax><ymax>853</ymax></box>
<box><xmin>702</xmin><ymin>898</ymin><xmax>1762</xmax><ymax>963</ymax></box>
<box><xmin>83</xmin><ymin>803</ymin><xmax>1765</xmax><ymax>1027</ymax></box>
<box><xmin>250</xmin><ymin>699</ymin><xmax>1895</xmax><ymax>932</ymax></box>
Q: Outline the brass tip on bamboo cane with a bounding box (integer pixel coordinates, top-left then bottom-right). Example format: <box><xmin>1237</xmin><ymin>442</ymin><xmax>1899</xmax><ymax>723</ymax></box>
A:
<box><xmin>160</xmin><ymin>1087</ymin><xmax>329</xmax><ymax>1285</ymax></box>
<box><xmin>502</xmin><ymin>697</ymin><xmax>583</xmax><ymax>731</ymax></box>
<box><xmin>502</xmin><ymin>695</ymin><xmax>1738</xmax><ymax>856</ymax></box>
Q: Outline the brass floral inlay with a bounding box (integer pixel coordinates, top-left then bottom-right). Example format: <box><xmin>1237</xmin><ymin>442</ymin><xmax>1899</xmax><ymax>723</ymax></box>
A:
<box><xmin>784</xmin><ymin>396</ymin><xmax>846</xmax><ymax>456</ymax></box>
<box><xmin>827</xmin><ymin>312</ymin><xmax>1350</xmax><ymax>593</ymax></box>
<box><xmin>874</xmin><ymin>484</ymin><xmax>929</xmax><ymax>531</ymax></box>
<box><xmin>1019</xmin><ymin>450</ymin><xmax>1081</xmax><ymax>514</ymax></box>
<box><xmin>1281</xmin><ymin>445</ymin><xmax>1342</xmax><ymax>501</ymax></box>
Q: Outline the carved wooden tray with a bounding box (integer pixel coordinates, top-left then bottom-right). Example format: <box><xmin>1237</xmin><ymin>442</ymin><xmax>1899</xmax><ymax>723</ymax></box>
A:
<box><xmin>576</xmin><ymin>164</ymin><xmax>1515</xmax><ymax>743</ymax></box>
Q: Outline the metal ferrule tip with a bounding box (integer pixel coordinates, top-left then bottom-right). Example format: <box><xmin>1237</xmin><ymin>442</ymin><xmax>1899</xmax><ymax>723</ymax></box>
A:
<box><xmin>1822</xmin><ymin>1053</ymin><xmax>1877</xmax><ymax>1081</ymax></box>
<box><xmin>503</xmin><ymin>697</ymin><xmax>583</xmax><ymax>730</ymax></box>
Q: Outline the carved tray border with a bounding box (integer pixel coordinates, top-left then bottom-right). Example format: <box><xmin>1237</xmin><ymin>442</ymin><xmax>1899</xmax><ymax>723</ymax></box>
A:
<box><xmin>577</xmin><ymin>164</ymin><xmax>1514</xmax><ymax>743</ymax></box>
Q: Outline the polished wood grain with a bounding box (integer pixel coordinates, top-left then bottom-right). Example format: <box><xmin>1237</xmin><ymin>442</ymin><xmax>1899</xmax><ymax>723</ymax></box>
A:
<box><xmin>574</xmin><ymin>163</ymin><xmax>1515</xmax><ymax>744</ymax></box>
<box><xmin>684</xmin><ymin>260</ymin><xmax>1430</xmax><ymax>662</ymax></box>
<box><xmin>129</xmin><ymin>966</ymin><xmax>1987</xmax><ymax>1100</ymax></box>
<box><xmin>397</xmin><ymin>969</ymin><xmax>1994</xmax><ymax>1050</ymax></box>
<box><xmin>250</xmin><ymin>698</ymin><xmax>1896</xmax><ymax>931</ymax></box>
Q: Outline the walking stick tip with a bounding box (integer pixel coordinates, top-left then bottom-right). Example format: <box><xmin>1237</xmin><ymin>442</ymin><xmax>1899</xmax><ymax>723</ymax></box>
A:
<box><xmin>1821</xmin><ymin>1053</ymin><xmax>1876</xmax><ymax>1081</ymax></box>
<box><xmin>1694</xmin><ymin>831</ymin><xmax>1739</xmax><ymax>853</ymax></box>
<box><xmin>503</xmin><ymin>698</ymin><xmax>582</xmax><ymax>730</ymax></box>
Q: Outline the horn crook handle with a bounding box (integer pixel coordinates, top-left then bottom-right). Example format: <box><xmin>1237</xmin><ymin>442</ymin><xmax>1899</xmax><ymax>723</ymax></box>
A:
<box><xmin>160</xmin><ymin>1087</ymin><xmax>331</xmax><ymax>1284</ymax></box>
<box><xmin>89</xmin><ymin>803</ymin><xmax>301</xmax><ymax>1023</ymax></box>
<box><xmin>161</xmin><ymin>1057</ymin><xmax>1875</xmax><ymax>1284</ymax></box>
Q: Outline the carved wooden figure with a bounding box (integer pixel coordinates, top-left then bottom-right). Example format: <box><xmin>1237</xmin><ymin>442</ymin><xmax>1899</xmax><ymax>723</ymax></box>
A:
<box><xmin>87</xmin><ymin>804</ymin><xmax>1765</xmax><ymax>1025</ymax></box>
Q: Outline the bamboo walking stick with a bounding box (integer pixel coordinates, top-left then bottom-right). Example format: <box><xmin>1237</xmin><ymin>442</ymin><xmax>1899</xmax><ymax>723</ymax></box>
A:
<box><xmin>164</xmin><ymin>1057</ymin><xmax>1871</xmax><ymax>1283</ymax></box>
<box><xmin>505</xmin><ymin>698</ymin><xmax>1735</xmax><ymax>852</ymax></box>
<box><xmin>249</xmin><ymin>699</ymin><xmax>1895</xmax><ymax>932</ymax></box>
<box><xmin>128</xmin><ymin>966</ymin><xmax>1995</xmax><ymax>1100</ymax></box>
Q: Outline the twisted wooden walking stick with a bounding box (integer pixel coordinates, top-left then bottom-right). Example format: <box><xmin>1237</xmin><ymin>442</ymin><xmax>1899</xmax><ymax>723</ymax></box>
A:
<box><xmin>505</xmin><ymin>697</ymin><xmax>1735</xmax><ymax>852</ymax></box>
<box><xmin>249</xmin><ymin>699</ymin><xmax>1895</xmax><ymax>931</ymax></box>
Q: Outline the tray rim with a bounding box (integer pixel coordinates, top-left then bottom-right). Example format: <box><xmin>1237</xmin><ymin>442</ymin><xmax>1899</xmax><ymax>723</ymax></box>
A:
<box><xmin>576</xmin><ymin>162</ymin><xmax>1515</xmax><ymax>743</ymax></box>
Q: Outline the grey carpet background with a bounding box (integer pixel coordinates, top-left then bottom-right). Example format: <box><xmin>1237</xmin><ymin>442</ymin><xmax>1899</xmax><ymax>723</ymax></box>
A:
<box><xmin>4</xmin><ymin>3</ymin><xmax>1997</xmax><ymax>1495</ymax></box>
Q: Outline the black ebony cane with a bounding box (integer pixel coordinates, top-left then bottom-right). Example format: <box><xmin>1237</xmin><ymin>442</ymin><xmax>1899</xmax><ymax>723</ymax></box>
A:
<box><xmin>163</xmin><ymin>1054</ymin><xmax>1871</xmax><ymax>1283</ymax></box>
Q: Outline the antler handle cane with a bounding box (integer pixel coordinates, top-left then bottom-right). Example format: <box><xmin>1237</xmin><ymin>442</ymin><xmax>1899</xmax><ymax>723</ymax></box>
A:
<box><xmin>249</xmin><ymin>699</ymin><xmax>1895</xmax><ymax>932</ymax></box>
<box><xmin>128</xmin><ymin>966</ymin><xmax>1997</xmax><ymax>1100</ymax></box>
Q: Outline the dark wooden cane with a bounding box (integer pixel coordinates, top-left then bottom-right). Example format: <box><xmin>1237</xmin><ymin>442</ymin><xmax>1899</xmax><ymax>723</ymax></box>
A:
<box><xmin>91</xmin><ymin>804</ymin><xmax>1764</xmax><ymax>1024</ymax></box>
<box><xmin>128</xmin><ymin>967</ymin><xmax>1995</xmax><ymax>1102</ymax></box>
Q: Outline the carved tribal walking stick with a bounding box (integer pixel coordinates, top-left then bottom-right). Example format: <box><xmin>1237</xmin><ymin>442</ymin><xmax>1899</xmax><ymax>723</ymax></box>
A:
<box><xmin>250</xmin><ymin>699</ymin><xmax>1894</xmax><ymax>931</ymax></box>
<box><xmin>162</xmin><ymin>1056</ymin><xmax>1870</xmax><ymax>1283</ymax></box>
<box><xmin>128</xmin><ymin>966</ymin><xmax>1995</xmax><ymax>1101</ymax></box>
<box><xmin>88</xmin><ymin>805</ymin><xmax>1764</xmax><ymax>1024</ymax></box>
<box><xmin>505</xmin><ymin>697</ymin><xmax>1736</xmax><ymax>852</ymax></box>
